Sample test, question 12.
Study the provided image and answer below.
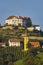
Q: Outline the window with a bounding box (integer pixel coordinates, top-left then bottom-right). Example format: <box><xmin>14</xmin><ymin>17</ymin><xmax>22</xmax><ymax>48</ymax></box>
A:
<box><xmin>12</xmin><ymin>20</ymin><xmax>14</xmax><ymax>22</ymax></box>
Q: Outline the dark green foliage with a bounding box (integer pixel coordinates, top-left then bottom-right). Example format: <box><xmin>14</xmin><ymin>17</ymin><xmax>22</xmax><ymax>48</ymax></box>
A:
<box><xmin>0</xmin><ymin>46</ymin><xmax>28</xmax><ymax>65</ymax></box>
<box><xmin>23</xmin><ymin>48</ymin><xmax>42</xmax><ymax>65</ymax></box>
<box><xmin>8</xmin><ymin>61</ymin><xmax>14</xmax><ymax>65</ymax></box>
<box><xmin>0</xmin><ymin>46</ymin><xmax>43</xmax><ymax>65</ymax></box>
<box><xmin>26</xmin><ymin>18</ymin><xmax>32</xmax><ymax>27</ymax></box>
<box><xmin>39</xmin><ymin>40</ymin><xmax>43</xmax><ymax>48</ymax></box>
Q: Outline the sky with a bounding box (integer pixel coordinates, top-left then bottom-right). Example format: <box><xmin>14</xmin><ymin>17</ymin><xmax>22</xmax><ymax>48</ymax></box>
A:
<box><xmin>0</xmin><ymin>0</ymin><xmax>43</xmax><ymax>30</ymax></box>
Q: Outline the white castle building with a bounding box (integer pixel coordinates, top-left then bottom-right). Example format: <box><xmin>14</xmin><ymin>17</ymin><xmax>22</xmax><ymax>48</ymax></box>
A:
<box><xmin>5</xmin><ymin>15</ymin><xmax>41</xmax><ymax>31</ymax></box>
<box><xmin>5</xmin><ymin>16</ymin><xmax>32</xmax><ymax>27</ymax></box>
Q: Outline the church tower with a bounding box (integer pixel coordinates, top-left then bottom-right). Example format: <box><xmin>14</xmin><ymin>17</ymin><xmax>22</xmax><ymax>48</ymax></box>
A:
<box><xmin>23</xmin><ymin>33</ymin><xmax>29</xmax><ymax>51</ymax></box>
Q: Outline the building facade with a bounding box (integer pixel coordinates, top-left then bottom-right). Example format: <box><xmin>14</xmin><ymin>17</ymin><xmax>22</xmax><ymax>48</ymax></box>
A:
<box><xmin>34</xmin><ymin>25</ymin><xmax>41</xmax><ymax>31</ymax></box>
<box><xmin>8</xmin><ymin>39</ymin><xmax>20</xmax><ymax>46</ymax></box>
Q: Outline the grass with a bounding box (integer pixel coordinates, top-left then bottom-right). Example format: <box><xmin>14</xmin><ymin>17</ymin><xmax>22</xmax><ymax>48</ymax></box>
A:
<box><xmin>37</xmin><ymin>52</ymin><xmax>43</xmax><ymax>61</ymax></box>
<box><xmin>14</xmin><ymin>59</ymin><xmax>23</xmax><ymax>65</ymax></box>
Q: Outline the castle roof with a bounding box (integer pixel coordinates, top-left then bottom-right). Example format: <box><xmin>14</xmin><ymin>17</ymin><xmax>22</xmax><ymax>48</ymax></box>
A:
<box><xmin>6</xmin><ymin>16</ymin><xmax>29</xmax><ymax>20</ymax></box>
<box><xmin>6</xmin><ymin>16</ymin><xmax>15</xmax><ymax>20</ymax></box>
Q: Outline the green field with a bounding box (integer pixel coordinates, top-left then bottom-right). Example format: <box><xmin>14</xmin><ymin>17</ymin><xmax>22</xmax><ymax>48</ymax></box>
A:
<box><xmin>14</xmin><ymin>59</ymin><xmax>23</xmax><ymax>65</ymax></box>
<box><xmin>37</xmin><ymin>52</ymin><xmax>43</xmax><ymax>61</ymax></box>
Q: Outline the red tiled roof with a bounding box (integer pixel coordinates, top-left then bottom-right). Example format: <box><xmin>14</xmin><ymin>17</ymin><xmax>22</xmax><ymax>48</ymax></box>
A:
<box><xmin>10</xmin><ymin>39</ymin><xmax>20</xmax><ymax>42</ymax></box>
<box><xmin>6</xmin><ymin>16</ymin><xmax>15</xmax><ymax>20</ymax></box>
<box><xmin>30</xmin><ymin>42</ymin><xmax>40</xmax><ymax>46</ymax></box>
<box><xmin>6</xmin><ymin>16</ymin><xmax>29</xmax><ymax>20</ymax></box>
<box><xmin>0</xmin><ymin>42</ymin><xmax>4</xmax><ymax>45</ymax></box>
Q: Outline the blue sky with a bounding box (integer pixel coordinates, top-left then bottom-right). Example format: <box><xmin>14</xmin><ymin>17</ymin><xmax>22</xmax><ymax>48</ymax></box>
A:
<box><xmin>0</xmin><ymin>0</ymin><xmax>43</xmax><ymax>30</ymax></box>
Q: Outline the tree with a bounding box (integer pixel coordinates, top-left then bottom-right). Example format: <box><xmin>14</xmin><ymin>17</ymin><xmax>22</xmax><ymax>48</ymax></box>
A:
<box><xmin>34</xmin><ymin>56</ymin><xmax>41</xmax><ymax>65</ymax></box>
<box><xmin>23</xmin><ymin>53</ymin><xmax>35</xmax><ymax>65</ymax></box>
<box><xmin>39</xmin><ymin>40</ymin><xmax>43</xmax><ymax>48</ymax></box>
<box><xmin>23</xmin><ymin>48</ymin><xmax>41</xmax><ymax>65</ymax></box>
<box><xmin>26</xmin><ymin>18</ymin><xmax>32</xmax><ymax>27</ymax></box>
<box><xmin>0</xmin><ymin>58</ymin><xmax>3</xmax><ymax>65</ymax></box>
<box><xmin>0</xmin><ymin>23</ymin><xmax>1</xmax><ymax>27</ymax></box>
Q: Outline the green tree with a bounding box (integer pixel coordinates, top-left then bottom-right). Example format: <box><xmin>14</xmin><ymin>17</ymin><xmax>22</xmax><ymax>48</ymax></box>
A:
<box><xmin>23</xmin><ymin>48</ymin><xmax>41</xmax><ymax>65</ymax></box>
<box><xmin>0</xmin><ymin>23</ymin><xmax>1</xmax><ymax>27</ymax></box>
<box><xmin>34</xmin><ymin>56</ymin><xmax>41</xmax><ymax>65</ymax></box>
<box><xmin>26</xmin><ymin>18</ymin><xmax>32</xmax><ymax>27</ymax></box>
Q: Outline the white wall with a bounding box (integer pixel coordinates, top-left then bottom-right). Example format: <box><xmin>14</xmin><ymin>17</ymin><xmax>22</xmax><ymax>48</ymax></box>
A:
<box><xmin>35</xmin><ymin>26</ymin><xmax>41</xmax><ymax>31</ymax></box>
<box><xmin>9</xmin><ymin>40</ymin><xmax>20</xmax><ymax>46</ymax></box>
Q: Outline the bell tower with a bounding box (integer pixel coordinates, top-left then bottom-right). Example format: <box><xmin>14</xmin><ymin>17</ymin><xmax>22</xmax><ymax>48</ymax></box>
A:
<box><xmin>23</xmin><ymin>30</ymin><xmax>29</xmax><ymax>51</ymax></box>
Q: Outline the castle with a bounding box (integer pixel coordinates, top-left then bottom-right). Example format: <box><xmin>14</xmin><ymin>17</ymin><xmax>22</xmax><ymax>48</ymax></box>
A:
<box><xmin>5</xmin><ymin>16</ymin><xmax>32</xmax><ymax>27</ymax></box>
